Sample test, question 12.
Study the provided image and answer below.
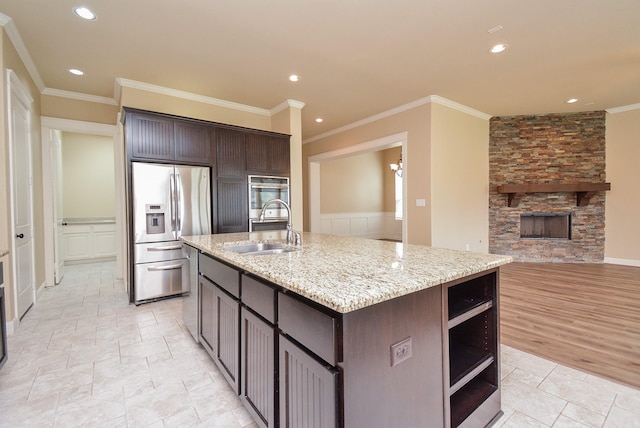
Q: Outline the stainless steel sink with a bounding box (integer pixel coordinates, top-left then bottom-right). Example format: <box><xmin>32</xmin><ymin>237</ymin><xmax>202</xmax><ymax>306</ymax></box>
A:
<box><xmin>224</xmin><ymin>242</ymin><xmax>299</xmax><ymax>256</ymax></box>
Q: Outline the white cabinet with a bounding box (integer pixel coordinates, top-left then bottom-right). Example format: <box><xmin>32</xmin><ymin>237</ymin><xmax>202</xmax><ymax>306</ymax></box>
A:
<box><xmin>63</xmin><ymin>221</ymin><xmax>116</xmax><ymax>263</ymax></box>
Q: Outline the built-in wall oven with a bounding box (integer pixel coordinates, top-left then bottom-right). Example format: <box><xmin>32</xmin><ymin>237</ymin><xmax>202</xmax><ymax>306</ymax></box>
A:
<box><xmin>248</xmin><ymin>175</ymin><xmax>290</xmax><ymax>232</ymax></box>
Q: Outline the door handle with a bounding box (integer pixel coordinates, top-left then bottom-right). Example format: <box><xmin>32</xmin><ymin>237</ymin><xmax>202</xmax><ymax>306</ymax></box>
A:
<box><xmin>147</xmin><ymin>245</ymin><xmax>182</xmax><ymax>251</ymax></box>
<box><xmin>16</xmin><ymin>233</ymin><xmax>24</xmax><ymax>239</ymax></box>
<box><xmin>148</xmin><ymin>264</ymin><xmax>183</xmax><ymax>271</ymax></box>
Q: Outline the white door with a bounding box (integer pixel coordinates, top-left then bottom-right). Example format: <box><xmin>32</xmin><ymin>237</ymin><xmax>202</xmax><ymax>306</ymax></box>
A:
<box><xmin>8</xmin><ymin>70</ymin><xmax>36</xmax><ymax>319</ymax></box>
<box><xmin>51</xmin><ymin>130</ymin><xmax>65</xmax><ymax>283</ymax></box>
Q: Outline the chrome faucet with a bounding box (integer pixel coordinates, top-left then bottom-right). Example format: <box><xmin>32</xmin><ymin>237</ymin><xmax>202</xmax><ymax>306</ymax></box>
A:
<box><xmin>258</xmin><ymin>198</ymin><xmax>302</xmax><ymax>246</ymax></box>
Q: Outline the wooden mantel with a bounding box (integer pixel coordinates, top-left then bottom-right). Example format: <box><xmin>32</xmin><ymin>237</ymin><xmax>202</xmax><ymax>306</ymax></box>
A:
<box><xmin>496</xmin><ymin>182</ymin><xmax>611</xmax><ymax>207</ymax></box>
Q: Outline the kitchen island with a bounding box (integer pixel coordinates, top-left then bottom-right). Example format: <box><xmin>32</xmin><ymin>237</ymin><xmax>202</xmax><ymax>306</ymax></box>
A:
<box><xmin>181</xmin><ymin>231</ymin><xmax>511</xmax><ymax>428</ymax></box>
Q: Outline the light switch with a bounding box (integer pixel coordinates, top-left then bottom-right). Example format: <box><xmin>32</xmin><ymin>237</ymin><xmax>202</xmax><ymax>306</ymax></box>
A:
<box><xmin>416</xmin><ymin>199</ymin><xmax>426</xmax><ymax>207</ymax></box>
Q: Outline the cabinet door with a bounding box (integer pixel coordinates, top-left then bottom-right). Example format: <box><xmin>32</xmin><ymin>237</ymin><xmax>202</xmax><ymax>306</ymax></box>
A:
<box><xmin>127</xmin><ymin>113</ymin><xmax>174</xmax><ymax>161</ymax></box>
<box><xmin>279</xmin><ymin>335</ymin><xmax>337</xmax><ymax>428</ymax></box>
<box><xmin>200</xmin><ymin>276</ymin><xmax>216</xmax><ymax>357</ymax></box>
<box><xmin>246</xmin><ymin>133</ymin><xmax>290</xmax><ymax>175</ymax></box>
<box><xmin>215</xmin><ymin>287</ymin><xmax>240</xmax><ymax>393</ymax></box>
<box><xmin>216</xmin><ymin>178</ymin><xmax>248</xmax><ymax>233</ymax></box>
<box><xmin>241</xmin><ymin>308</ymin><xmax>275</xmax><ymax>428</ymax></box>
<box><xmin>267</xmin><ymin>136</ymin><xmax>290</xmax><ymax>175</ymax></box>
<box><xmin>216</xmin><ymin>128</ymin><xmax>246</xmax><ymax>178</ymax></box>
<box><xmin>174</xmin><ymin>121</ymin><xmax>212</xmax><ymax>165</ymax></box>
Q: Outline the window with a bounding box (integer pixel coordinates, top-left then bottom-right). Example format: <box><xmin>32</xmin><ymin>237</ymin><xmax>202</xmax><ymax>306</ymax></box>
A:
<box><xmin>395</xmin><ymin>173</ymin><xmax>403</xmax><ymax>220</ymax></box>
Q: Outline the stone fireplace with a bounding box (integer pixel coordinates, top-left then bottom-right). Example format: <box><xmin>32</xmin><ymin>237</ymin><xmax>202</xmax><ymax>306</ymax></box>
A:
<box><xmin>489</xmin><ymin>111</ymin><xmax>607</xmax><ymax>262</ymax></box>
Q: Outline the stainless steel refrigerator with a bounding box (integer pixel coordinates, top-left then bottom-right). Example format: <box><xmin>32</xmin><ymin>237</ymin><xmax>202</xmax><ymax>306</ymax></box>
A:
<box><xmin>131</xmin><ymin>162</ymin><xmax>210</xmax><ymax>304</ymax></box>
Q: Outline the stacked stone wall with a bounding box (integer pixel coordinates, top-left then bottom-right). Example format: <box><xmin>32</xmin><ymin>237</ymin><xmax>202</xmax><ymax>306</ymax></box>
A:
<box><xmin>489</xmin><ymin>111</ymin><xmax>607</xmax><ymax>262</ymax></box>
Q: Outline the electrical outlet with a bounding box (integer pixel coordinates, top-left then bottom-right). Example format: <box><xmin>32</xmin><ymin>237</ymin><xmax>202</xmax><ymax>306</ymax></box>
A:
<box><xmin>390</xmin><ymin>337</ymin><xmax>412</xmax><ymax>367</ymax></box>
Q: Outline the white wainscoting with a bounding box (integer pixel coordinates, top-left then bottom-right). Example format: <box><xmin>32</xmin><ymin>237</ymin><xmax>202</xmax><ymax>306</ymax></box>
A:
<box><xmin>320</xmin><ymin>212</ymin><xmax>402</xmax><ymax>241</ymax></box>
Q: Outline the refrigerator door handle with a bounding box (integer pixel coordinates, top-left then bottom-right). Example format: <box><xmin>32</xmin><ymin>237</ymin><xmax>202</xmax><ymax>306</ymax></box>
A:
<box><xmin>175</xmin><ymin>172</ymin><xmax>182</xmax><ymax>237</ymax></box>
<box><xmin>147</xmin><ymin>264</ymin><xmax>183</xmax><ymax>272</ymax></box>
<box><xmin>169</xmin><ymin>173</ymin><xmax>177</xmax><ymax>239</ymax></box>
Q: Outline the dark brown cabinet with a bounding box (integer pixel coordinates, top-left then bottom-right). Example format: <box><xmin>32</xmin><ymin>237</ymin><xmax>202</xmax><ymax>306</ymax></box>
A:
<box><xmin>241</xmin><ymin>308</ymin><xmax>275</xmax><ymax>428</ymax></box>
<box><xmin>216</xmin><ymin>128</ymin><xmax>246</xmax><ymax>178</ymax></box>
<box><xmin>215</xmin><ymin>285</ymin><xmax>240</xmax><ymax>393</ymax></box>
<box><xmin>174</xmin><ymin>121</ymin><xmax>211</xmax><ymax>164</ymax></box>
<box><xmin>199</xmin><ymin>276</ymin><xmax>216</xmax><ymax>356</ymax></box>
<box><xmin>246</xmin><ymin>133</ymin><xmax>290</xmax><ymax>176</ymax></box>
<box><xmin>124</xmin><ymin>108</ymin><xmax>213</xmax><ymax>165</ymax></box>
<box><xmin>240</xmin><ymin>275</ymin><xmax>277</xmax><ymax>428</ymax></box>
<box><xmin>126</xmin><ymin>111</ymin><xmax>174</xmax><ymax>161</ymax></box>
<box><xmin>124</xmin><ymin>107</ymin><xmax>291</xmax><ymax>235</ymax></box>
<box><xmin>199</xmin><ymin>253</ymin><xmax>241</xmax><ymax>393</ymax></box>
<box><xmin>216</xmin><ymin>178</ymin><xmax>248</xmax><ymax>233</ymax></box>
<box><xmin>279</xmin><ymin>335</ymin><xmax>338</xmax><ymax>428</ymax></box>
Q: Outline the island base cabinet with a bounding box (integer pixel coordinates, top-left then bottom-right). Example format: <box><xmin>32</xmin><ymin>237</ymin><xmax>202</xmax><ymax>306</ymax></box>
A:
<box><xmin>199</xmin><ymin>276</ymin><xmax>216</xmax><ymax>357</ymax></box>
<box><xmin>214</xmin><ymin>287</ymin><xmax>240</xmax><ymax>393</ymax></box>
<box><xmin>241</xmin><ymin>308</ymin><xmax>275</xmax><ymax>428</ymax></box>
<box><xmin>279</xmin><ymin>335</ymin><xmax>338</xmax><ymax>428</ymax></box>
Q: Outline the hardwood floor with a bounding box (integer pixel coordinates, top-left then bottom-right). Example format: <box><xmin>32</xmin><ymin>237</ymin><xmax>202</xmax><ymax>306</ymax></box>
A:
<box><xmin>499</xmin><ymin>262</ymin><xmax>640</xmax><ymax>389</ymax></box>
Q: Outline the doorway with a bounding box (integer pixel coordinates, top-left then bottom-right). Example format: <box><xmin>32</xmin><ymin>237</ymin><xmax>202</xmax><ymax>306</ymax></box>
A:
<box><xmin>41</xmin><ymin>117</ymin><xmax>124</xmax><ymax>288</ymax></box>
<box><xmin>308</xmin><ymin>132</ymin><xmax>407</xmax><ymax>242</ymax></box>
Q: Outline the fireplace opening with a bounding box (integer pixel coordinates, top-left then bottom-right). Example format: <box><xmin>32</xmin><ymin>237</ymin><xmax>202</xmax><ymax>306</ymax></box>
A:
<box><xmin>520</xmin><ymin>213</ymin><xmax>571</xmax><ymax>240</ymax></box>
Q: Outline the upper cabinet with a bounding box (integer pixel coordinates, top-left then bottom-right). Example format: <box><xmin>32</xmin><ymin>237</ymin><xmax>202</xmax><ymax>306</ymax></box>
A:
<box><xmin>216</xmin><ymin>128</ymin><xmax>246</xmax><ymax>178</ymax></box>
<box><xmin>174</xmin><ymin>121</ymin><xmax>212</xmax><ymax>164</ymax></box>
<box><xmin>124</xmin><ymin>108</ymin><xmax>212</xmax><ymax>166</ymax></box>
<box><xmin>246</xmin><ymin>133</ymin><xmax>290</xmax><ymax>176</ymax></box>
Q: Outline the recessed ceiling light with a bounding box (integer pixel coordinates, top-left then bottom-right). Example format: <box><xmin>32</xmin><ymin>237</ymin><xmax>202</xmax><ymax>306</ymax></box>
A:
<box><xmin>69</xmin><ymin>68</ymin><xmax>84</xmax><ymax>76</ymax></box>
<box><xmin>315</xmin><ymin>118</ymin><xmax>323</xmax><ymax>123</ymax></box>
<box><xmin>289</xmin><ymin>75</ymin><xmax>300</xmax><ymax>82</ymax></box>
<box><xmin>490</xmin><ymin>44</ymin><xmax>508</xmax><ymax>54</ymax></box>
<box><xmin>566</xmin><ymin>98</ymin><xmax>579</xmax><ymax>104</ymax></box>
<box><xmin>73</xmin><ymin>7</ymin><xmax>96</xmax><ymax>20</ymax></box>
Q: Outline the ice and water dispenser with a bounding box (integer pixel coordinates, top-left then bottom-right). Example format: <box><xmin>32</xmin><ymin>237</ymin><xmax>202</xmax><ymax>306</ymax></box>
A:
<box><xmin>145</xmin><ymin>204</ymin><xmax>166</xmax><ymax>234</ymax></box>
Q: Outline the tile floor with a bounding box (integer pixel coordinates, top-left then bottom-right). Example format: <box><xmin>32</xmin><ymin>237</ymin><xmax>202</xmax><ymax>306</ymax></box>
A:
<box><xmin>0</xmin><ymin>261</ymin><xmax>638</xmax><ymax>427</ymax></box>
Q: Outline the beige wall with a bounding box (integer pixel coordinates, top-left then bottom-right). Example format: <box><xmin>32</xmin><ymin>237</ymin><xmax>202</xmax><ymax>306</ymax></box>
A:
<box><xmin>61</xmin><ymin>132</ymin><xmax>116</xmax><ymax>218</ymax></box>
<box><xmin>320</xmin><ymin>151</ymin><xmax>386</xmax><ymax>214</ymax></box>
<box><xmin>1</xmin><ymin>29</ymin><xmax>44</xmax><ymax>322</ymax></box>
<box><xmin>118</xmin><ymin>86</ymin><xmax>272</xmax><ymax>131</ymax></box>
<box><xmin>605</xmin><ymin>109</ymin><xmax>640</xmax><ymax>264</ymax></box>
<box><xmin>303</xmin><ymin>104</ymin><xmax>432</xmax><ymax>245</ymax></box>
<box><xmin>41</xmin><ymin>95</ymin><xmax>119</xmax><ymax>125</ymax></box>
<box><xmin>431</xmin><ymin>103</ymin><xmax>489</xmax><ymax>252</ymax></box>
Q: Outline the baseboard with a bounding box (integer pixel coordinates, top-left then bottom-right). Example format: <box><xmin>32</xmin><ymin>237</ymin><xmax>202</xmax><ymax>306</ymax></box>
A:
<box><xmin>604</xmin><ymin>257</ymin><xmax>640</xmax><ymax>267</ymax></box>
<box><xmin>5</xmin><ymin>316</ymin><xmax>17</xmax><ymax>335</ymax></box>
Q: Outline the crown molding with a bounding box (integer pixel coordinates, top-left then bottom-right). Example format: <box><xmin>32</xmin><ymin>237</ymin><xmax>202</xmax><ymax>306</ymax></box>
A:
<box><xmin>42</xmin><ymin>88</ymin><xmax>118</xmax><ymax>105</ymax></box>
<box><xmin>115</xmin><ymin>78</ymin><xmax>272</xmax><ymax>116</ymax></box>
<box><xmin>303</xmin><ymin>95</ymin><xmax>491</xmax><ymax>144</ymax></box>
<box><xmin>429</xmin><ymin>95</ymin><xmax>492</xmax><ymax>121</ymax></box>
<box><xmin>0</xmin><ymin>13</ymin><xmax>45</xmax><ymax>91</ymax></box>
<box><xmin>606</xmin><ymin>103</ymin><xmax>640</xmax><ymax>114</ymax></box>
<box><xmin>270</xmin><ymin>99</ymin><xmax>306</xmax><ymax>115</ymax></box>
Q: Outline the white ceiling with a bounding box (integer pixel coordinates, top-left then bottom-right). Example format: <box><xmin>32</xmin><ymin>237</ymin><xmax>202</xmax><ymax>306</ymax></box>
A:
<box><xmin>1</xmin><ymin>0</ymin><xmax>639</xmax><ymax>139</ymax></box>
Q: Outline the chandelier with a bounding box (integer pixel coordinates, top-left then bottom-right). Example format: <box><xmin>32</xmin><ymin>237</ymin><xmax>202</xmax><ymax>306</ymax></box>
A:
<box><xmin>389</xmin><ymin>154</ymin><xmax>403</xmax><ymax>177</ymax></box>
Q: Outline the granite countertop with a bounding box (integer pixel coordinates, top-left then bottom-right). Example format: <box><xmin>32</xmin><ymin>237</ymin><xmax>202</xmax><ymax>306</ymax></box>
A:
<box><xmin>181</xmin><ymin>231</ymin><xmax>512</xmax><ymax>314</ymax></box>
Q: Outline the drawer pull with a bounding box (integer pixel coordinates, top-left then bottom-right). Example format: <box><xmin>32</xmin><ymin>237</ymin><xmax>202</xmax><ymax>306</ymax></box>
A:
<box><xmin>147</xmin><ymin>245</ymin><xmax>182</xmax><ymax>251</ymax></box>
<box><xmin>148</xmin><ymin>264</ymin><xmax>182</xmax><ymax>271</ymax></box>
